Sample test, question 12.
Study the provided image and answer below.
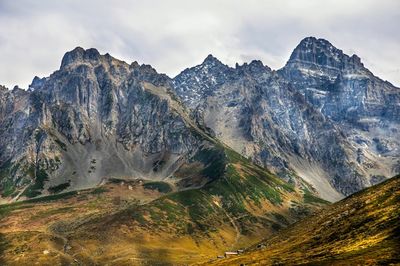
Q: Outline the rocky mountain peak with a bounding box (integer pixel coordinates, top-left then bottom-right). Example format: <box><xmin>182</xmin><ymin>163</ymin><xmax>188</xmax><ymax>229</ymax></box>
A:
<box><xmin>292</xmin><ymin>37</ymin><xmax>342</xmax><ymax>60</ymax></box>
<box><xmin>348</xmin><ymin>54</ymin><xmax>364</xmax><ymax>69</ymax></box>
<box><xmin>279</xmin><ymin>37</ymin><xmax>370</xmax><ymax>90</ymax></box>
<box><xmin>0</xmin><ymin>84</ymin><xmax>7</xmax><ymax>92</ymax></box>
<box><xmin>12</xmin><ymin>85</ymin><xmax>23</xmax><ymax>92</ymax></box>
<box><xmin>28</xmin><ymin>76</ymin><xmax>46</xmax><ymax>91</ymax></box>
<box><xmin>202</xmin><ymin>54</ymin><xmax>222</xmax><ymax>66</ymax></box>
<box><xmin>132</xmin><ymin>63</ymin><xmax>171</xmax><ymax>86</ymax></box>
<box><xmin>129</xmin><ymin>61</ymin><xmax>140</xmax><ymax>69</ymax></box>
<box><xmin>235</xmin><ymin>60</ymin><xmax>272</xmax><ymax>75</ymax></box>
<box><xmin>287</xmin><ymin>37</ymin><xmax>365</xmax><ymax>71</ymax></box>
<box><xmin>1</xmin><ymin>37</ymin><xmax>399</xmax><ymax>207</ymax></box>
<box><xmin>60</xmin><ymin>47</ymin><xmax>102</xmax><ymax>69</ymax></box>
<box><xmin>172</xmin><ymin>55</ymin><xmax>233</xmax><ymax>109</ymax></box>
<box><xmin>248</xmin><ymin>59</ymin><xmax>265</xmax><ymax>68</ymax></box>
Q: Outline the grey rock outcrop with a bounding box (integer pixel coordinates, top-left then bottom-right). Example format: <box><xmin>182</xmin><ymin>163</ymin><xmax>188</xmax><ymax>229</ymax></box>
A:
<box><xmin>172</xmin><ymin>37</ymin><xmax>400</xmax><ymax>200</ymax></box>
<box><xmin>1</xmin><ymin>37</ymin><xmax>399</xmax><ymax>202</ymax></box>
<box><xmin>279</xmin><ymin>37</ymin><xmax>400</xmax><ymax>194</ymax></box>
<box><xmin>0</xmin><ymin>48</ymin><xmax>205</xmax><ymax>199</ymax></box>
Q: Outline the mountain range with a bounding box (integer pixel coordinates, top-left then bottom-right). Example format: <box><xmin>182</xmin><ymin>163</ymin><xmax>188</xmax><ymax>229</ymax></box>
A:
<box><xmin>0</xmin><ymin>36</ymin><xmax>399</xmax><ymax>264</ymax></box>
<box><xmin>173</xmin><ymin>37</ymin><xmax>400</xmax><ymax>201</ymax></box>
<box><xmin>1</xmin><ymin>37</ymin><xmax>399</xmax><ymax>203</ymax></box>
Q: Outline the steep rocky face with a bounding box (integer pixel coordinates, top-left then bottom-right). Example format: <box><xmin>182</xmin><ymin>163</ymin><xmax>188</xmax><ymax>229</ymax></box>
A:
<box><xmin>172</xmin><ymin>54</ymin><xmax>236</xmax><ymax>110</ymax></box>
<box><xmin>0</xmin><ymin>49</ymin><xmax>328</xmax><ymax>264</ymax></box>
<box><xmin>174</xmin><ymin>60</ymin><xmax>353</xmax><ymax>200</ymax></box>
<box><xmin>1</xmin><ymin>37</ymin><xmax>399</xmax><ymax>203</ymax></box>
<box><xmin>172</xmin><ymin>38</ymin><xmax>400</xmax><ymax>200</ymax></box>
<box><xmin>0</xmin><ymin>87</ymin><xmax>35</xmax><ymax>198</ymax></box>
<box><xmin>279</xmin><ymin>37</ymin><xmax>400</xmax><ymax>124</ymax></box>
<box><xmin>279</xmin><ymin>37</ymin><xmax>400</xmax><ymax>191</ymax></box>
<box><xmin>279</xmin><ymin>37</ymin><xmax>366</xmax><ymax>88</ymax></box>
<box><xmin>0</xmin><ymin>48</ymin><xmax>205</xmax><ymax>200</ymax></box>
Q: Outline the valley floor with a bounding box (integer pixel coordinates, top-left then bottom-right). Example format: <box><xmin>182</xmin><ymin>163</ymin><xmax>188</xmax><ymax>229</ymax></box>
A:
<box><xmin>0</xmin><ymin>179</ymin><xmax>277</xmax><ymax>265</ymax></box>
<box><xmin>0</xmin><ymin>147</ymin><xmax>330</xmax><ymax>265</ymax></box>
<box><xmin>2</xmin><ymin>175</ymin><xmax>398</xmax><ymax>265</ymax></box>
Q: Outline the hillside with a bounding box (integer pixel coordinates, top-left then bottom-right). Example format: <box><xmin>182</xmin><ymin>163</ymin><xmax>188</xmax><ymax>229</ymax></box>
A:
<box><xmin>207</xmin><ymin>175</ymin><xmax>400</xmax><ymax>265</ymax></box>
<box><xmin>0</xmin><ymin>145</ymin><xmax>327</xmax><ymax>265</ymax></box>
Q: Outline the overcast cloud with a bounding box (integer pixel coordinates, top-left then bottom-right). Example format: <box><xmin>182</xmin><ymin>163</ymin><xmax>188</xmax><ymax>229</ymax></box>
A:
<box><xmin>0</xmin><ymin>0</ymin><xmax>399</xmax><ymax>89</ymax></box>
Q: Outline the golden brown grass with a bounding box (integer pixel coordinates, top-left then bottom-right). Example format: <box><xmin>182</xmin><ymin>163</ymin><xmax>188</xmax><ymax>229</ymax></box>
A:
<box><xmin>0</xmin><ymin>151</ymin><xmax>326</xmax><ymax>265</ymax></box>
<box><xmin>205</xmin><ymin>176</ymin><xmax>400</xmax><ymax>265</ymax></box>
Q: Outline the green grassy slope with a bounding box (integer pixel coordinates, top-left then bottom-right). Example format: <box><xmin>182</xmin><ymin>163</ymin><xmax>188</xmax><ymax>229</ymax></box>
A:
<box><xmin>0</xmin><ymin>145</ymin><xmax>327</xmax><ymax>265</ymax></box>
<box><xmin>208</xmin><ymin>175</ymin><xmax>400</xmax><ymax>266</ymax></box>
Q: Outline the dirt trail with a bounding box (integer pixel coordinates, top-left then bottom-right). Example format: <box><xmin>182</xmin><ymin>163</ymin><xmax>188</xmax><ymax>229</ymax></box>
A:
<box><xmin>220</xmin><ymin>207</ymin><xmax>241</xmax><ymax>249</ymax></box>
<box><xmin>13</xmin><ymin>182</ymin><xmax>32</xmax><ymax>202</ymax></box>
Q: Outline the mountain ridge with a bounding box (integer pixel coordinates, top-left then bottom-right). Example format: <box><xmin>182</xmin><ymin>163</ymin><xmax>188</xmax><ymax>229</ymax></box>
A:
<box><xmin>172</xmin><ymin>36</ymin><xmax>400</xmax><ymax>200</ymax></box>
<box><xmin>0</xmin><ymin>36</ymin><xmax>399</xmax><ymax>265</ymax></box>
<box><xmin>1</xmin><ymin>36</ymin><xmax>399</xmax><ymax>203</ymax></box>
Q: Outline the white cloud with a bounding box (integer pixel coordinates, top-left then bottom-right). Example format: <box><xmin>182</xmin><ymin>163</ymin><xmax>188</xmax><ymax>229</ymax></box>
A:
<box><xmin>0</xmin><ymin>0</ymin><xmax>399</xmax><ymax>88</ymax></box>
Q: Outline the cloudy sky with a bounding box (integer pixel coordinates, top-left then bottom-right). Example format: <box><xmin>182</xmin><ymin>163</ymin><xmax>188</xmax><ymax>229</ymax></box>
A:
<box><xmin>0</xmin><ymin>0</ymin><xmax>399</xmax><ymax>89</ymax></box>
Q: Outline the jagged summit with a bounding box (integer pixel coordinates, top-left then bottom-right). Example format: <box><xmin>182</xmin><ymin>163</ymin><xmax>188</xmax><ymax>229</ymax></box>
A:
<box><xmin>172</xmin><ymin>37</ymin><xmax>400</xmax><ymax>199</ymax></box>
<box><xmin>60</xmin><ymin>47</ymin><xmax>130</xmax><ymax>70</ymax></box>
<box><xmin>28</xmin><ymin>76</ymin><xmax>46</xmax><ymax>91</ymax></box>
<box><xmin>278</xmin><ymin>36</ymin><xmax>374</xmax><ymax>92</ymax></box>
<box><xmin>172</xmin><ymin>54</ymin><xmax>233</xmax><ymax>109</ymax></box>
<box><xmin>297</xmin><ymin>36</ymin><xmax>336</xmax><ymax>49</ymax></box>
<box><xmin>1</xmin><ymin>36</ymin><xmax>400</xmax><ymax>204</ymax></box>
<box><xmin>286</xmin><ymin>36</ymin><xmax>365</xmax><ymax>71</ymax></box>
<box><xmin>60</xmin><ymin>47</ymin><xmax>100</xmax><ymax>68</ymax></box>
<box><xmin>235</xmin><ymin>60</ymin><xmax>272</xmax><ymax>74</ymax></box>
<box><xmin>0</xmin><ymin>84</ymin><xmax>7</xmax><ymax>91</ymax></box>
<box><xmin>202</xmin><ymin>54</ymin><xmax>222</xmax><ymax>65</ymax></box>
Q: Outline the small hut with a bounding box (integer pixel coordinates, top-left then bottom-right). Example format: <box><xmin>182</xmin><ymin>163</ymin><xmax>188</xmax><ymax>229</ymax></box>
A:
<box><xmin>224</xmin><ymin>251</ymin><xmax>238</xmax><ymax>257</ymax></box>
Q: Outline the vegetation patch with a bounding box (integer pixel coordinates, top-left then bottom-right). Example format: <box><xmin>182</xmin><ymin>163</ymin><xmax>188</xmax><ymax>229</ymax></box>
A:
<box><xmin>1</xmin><ymin>179</ymin><xmax>16</xmax><ymax>198</ymax></box>
<box><xmin>143</xmin><ymin>181</ymin><xmax>172</xmax><ymax>193</ymax></box>
<box><xmin>48</xmin><ymin>182</ymin><xmax>70</xmax><ymax>194</ymax></box>
<box><xmin>0</xmin><ymin>160</ymin><xmax>19</xmax><ymax>197</ymax></box>
<box><xmin>224</xmin><ymin>147</ymin><xmax>251</xmax><ymax>164</ymax></box>
<box><xmin>209</xmin><ymin>176</ymin><xmax>400</xmax><ymax>265</ymax></box>
<box><xmin>54</xmin><ymin>139</ymin><xmax>67</xmax><ymax>151</ymax></box>
<box><xmin>192</xmin><ymin>147</ymin><xmax>226</xmax><ymax>181</ymax></box>
<box><xmin>24</xmin><ymin>191</ymin><xmax>78</xmax><ymax>203</ymax></box>
<box><xmin>303</xmin><ymin>190</ymin><xmax>330</xmax><ymax>205</ymax></box>
<box><xmin>0</xmin><ymin>203</ymin><xmax>34</xmax><ymax>220</ymax></box>
<box><xmin>22</xmin><ymin>166</ymin><xmax>49</xmax><ymax>198</ymax></box>
<box><xmin>91</xmin><ymin>187</ymin><xmax>109</xmax><ymax>195</ymax></box>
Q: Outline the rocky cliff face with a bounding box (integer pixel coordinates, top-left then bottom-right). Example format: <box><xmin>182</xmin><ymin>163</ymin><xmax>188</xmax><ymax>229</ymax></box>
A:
<box><xmin>1</xmin><ymin>37</ymin><xmax>399</xmax><ymax>202</ymax></box>
<box><xmin>172</xmin><ymin>37</ymin><xmax>400</xmax><ymax>200</ymax></box>
<box><xmin>0</xmin><ymin>47</ymin><xmax>205</xmax><ymax>200</ymax></box>
<box><xmin>279</xmin><ymin>37</ymin><xmax>400</xmax><ymax>194</ymax></box>
<box><xmin>279</xmin><ymin>37</ymin><xmax>400</xmax><ymax>124</ymax></box>
<box><xmin>172</xmin><ymin>54</ymin><xmax>236</xmax><ymax>110</ymax></box>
